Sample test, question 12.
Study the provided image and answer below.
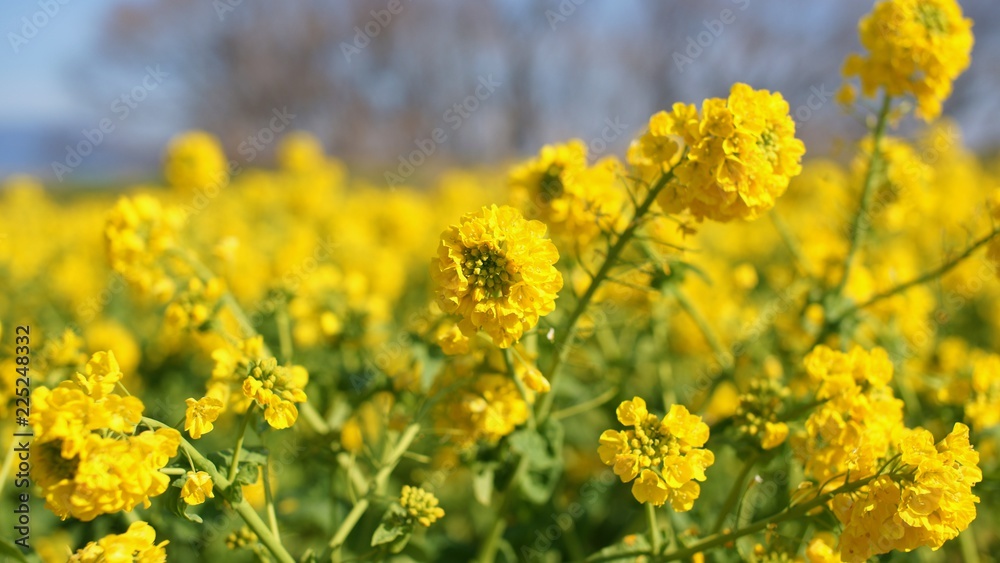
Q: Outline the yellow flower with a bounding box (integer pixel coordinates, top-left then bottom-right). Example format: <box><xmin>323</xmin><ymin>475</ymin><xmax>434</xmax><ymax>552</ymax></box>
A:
<box><xmin>627</xmin><ymin>103</ymin><xmax>692</xmax><ymax>180</ymax></box>
<box><xmin>400</xmin><ymin>485</ymin><xmax>445</xmax><ymax>527</ymax></box>
<box><xmin>181</xmin><ymin>471</ymin><xmax>215</xmax><ymax>505</ymax></box>
<box><xmin>734</xmin><ymin>375</ymin><xmax>790</xmax><ymax>450</ymax></box>
<box><xmin>832</xmin><ymin>423</ymin><xmax>981</xmax><ymax>561</ymax></box>
<box><xmin>72</xmin><ymin>350</ymin><xmax>122</xmax><ymax>399</ymax></box>
<box><xmin>805</xmin><ymin>532</ymin><xmax>843</xmax><ymax>563</ymax></box>
<box><xmin>164</xmin><ymin>277</ymin><xmax>225</xmax><ymax>332</ymax></box>
<box><xmin>843</xmin><ymin>0</ymin><xmax>973</xmax><ymax>120</ymax></box>
<box><xmin>30</xmin><ymin>353</ymin><xmax>180</xmax><ymax>521</ymax></box>
<box><xmin>598</xmin><ymin>398</ymin><xmax>714</xmax><ymax>511</ymax></box>
<box><xmin>276</xmin><ymin>130</ymin><xmax>327</xmax><ymax>173</ymax></box>
<box><xmin>432</xmin><ymin>204</ymin><xmax>563</xmax><ymax>348</ymax></box>
<box><xmin>799</xmin><ymin>346</ymin><xmax>904</xmax><ymax>486</ymax></box>
<box><xmin>242</xmin><ymin>358</ymin><xmax>309</xmax><ymax>430</ymax></box>
<box><xmin>434</xmin><ymin>321</ymin><xmax>471</xmax><ymax>356</ymax></box>
<box><xmin>966</xmin><ymin>353</ymin><xmax>1000</xmax><ymax>429</ymax></box>
<box><xmin>209</xmin><ymin>335</ymin><xmax>266</xmax><ymax>412</ymax></box>
<box><xmin>340</xmin><ymin>418</ymin><xmax>364</xmax><ymax>454</ymax></box>
<box><xmin>184</xmin><ymin>396</ymin><xmax>224</xmax><ymax>439</ymax></box>
<box><xmin>104</xmin><ymin>194</ymin><xmax>185</xmax><ymax>295</ymax></box>
<box><xmin>431</xmin><ymin>350</ymin><xmax>532</xmax><ymax>447</ymax></box>
<box><xmin>68</xmin><ymin>521</ymin><xmax>168</xmax><ymax>563</ymax></box>
<box><xmin>509</xmin><ymin>140</ymin><xmax>626</xmax><ymax>247</ymax></box>
<box><xmin>163</xmin><ymin>130</ymin><xmax>229</xmax><ymax>192</ymax></box>
<box><xmin>761</xmin><ymin>422</ymin><xmax>789</xmax><ymax>451</ymax></box>
<box><xmin>655</xmin><ymin>83</ymin><xmax>805</xmax><ymax>222</ymax></box>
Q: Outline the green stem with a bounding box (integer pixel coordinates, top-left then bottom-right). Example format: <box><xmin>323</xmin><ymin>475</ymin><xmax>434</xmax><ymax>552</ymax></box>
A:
<box><xmin>770</xmin><ymin>210</ymin><xmax>811</xmax><ymax>275</ymax></box>
<box><xmin>832</xmin><ymin>94</ymin><xmax>892</xmax><ymax>299</ymax></box>
<box><xmin>263</xmin><ymin>454</ymin><xmax>281</xmax><ymax>542</ymax></box>
<box><xmin>476</xmin><ymin>455</ymin><xmax>530</xmax><ymax>563</ymax></box>
<box><xmin>506</xmin><ymin>348</ymin><xmax>536</xmax><ymax>430</ymax></box>
<box><xmin>647</xmin><ymin>503</ymin><xmax>662</xmax><ymax>557</ymax></box>
<box><xmin>328</xmin><ymin>498</ymin><xmax>370</xmax><ymax>553</ymax></box>
<box><xmin>479</xmin><ymin>514</ymin><xmax>509</xmax><ymax>563</ymax></box>
<box><xmin>551</xmin><ymin>386</ymin><xmax>618</xmax><ymax>420</ymax></box>
<box><xmin>173</xmin><ymin>247</ymin><xmax>331</xmax><ymax>436</ymax></box>
<box><xmin>229</xmin><ymin>406</ymin><xmax>254</xmax><ymax>483</ymax></box>
<box><xmin>673</xmin><ymin>287</ymin><xmax>732</xmax><ymax>370</ymax></box>
<box><xmin>276</xmin><ymin>297</ymin><xmax>294</xmax><ymax>365</ymax></box>
<box><xmin>711</xmin><ymin>451</ymin><xmax>759</xmax><ymax>533</ymax></box>
<box><xmin>833</xmin><ymin>226</ymin><xmax>1000</xmax><ymax>324</ymax></box>
<box><xmin>325</xmin><ymin>424</ymin><xmax>421</xmax><ymax>552</ymax></box>
<box><xmin>0</xmin><ymin>438</ymin><xmax>16</xmax><ymax>499</ymax></box>
<box><xmin>588</xmin><ymin>472</ymin><xmax>881</xmax><ymax>562</ymax></box>
<box><xmin>141</xmin><ymin>417</ymin><xmax>295</xmax><ymax>563</ymax></box>
<box><xmin>536</xmin><ymin>169</ymin><xmax>676</xmax><ymax>423</ymax></box>
<box><xmin>959</xmin><ymin>524</ymin><xmax>981</xmax><ymax>563</ymax></box>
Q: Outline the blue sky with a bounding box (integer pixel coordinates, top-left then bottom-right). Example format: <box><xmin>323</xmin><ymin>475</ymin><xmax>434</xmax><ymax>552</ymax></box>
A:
<box><xmin>1</xmin><ymin>1</ymin><xmax>998</xmax><ymax>181</ymax></box>
<box><xmin>0</xmin><ymin>2</ymin><xmax>114</xmax><ymax>124</ymax></box>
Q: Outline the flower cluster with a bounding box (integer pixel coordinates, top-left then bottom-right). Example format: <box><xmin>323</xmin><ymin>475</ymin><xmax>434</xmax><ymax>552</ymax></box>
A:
<box><xmin>432</xmin><ymin>367</ymin><xmax>529</xmax><ymax>447</ymax></box>
<box><xmin>242</xmin><ymin>357</ymin><xmax>309</xmax><ymax>429</ymax></box>
<box><xmin>640</xmin><ymin>83</ymin><xmax>805</xmax><ymax>222</ymax></box>
<box><xmin>433</xmin><ymin>204</ymin><xmax>563</xmax><ymax>348</ymax></box>
<box><xmin>509</xmin><ymin>139</ymin><xmax>626</xmax><ymax>248</ymax></box>
<box><xmin>734</xmin><ymin>374</ymin><xmax>790</xmax><ymax>450</ymax></box>
<box><xmin>163</xmin><ymin>130</ymin><xmax>229</xmax><ymax>193</ymax></box>
<box><xmin>399</xmin><ymin>485</ymin><xmax>445</xmax><ymax>527</ymax></box>
<box><xmin>104</xmin><ymin>194</ymin><xmax>185</xmax><ymax>295</ymax></box>
<box><xmin>843</xmin><ymin>0</ymin><xmax>973</xmax><ymax>120</ymax></box>
<box><xmin>68</xmin><ymin>521</ymin><xmax>168</xmax><ymax>563</ymax></box>
<box><xmin>30</xmin><ymin>351</ymin><xmax>181</xmax><ymax>520</ymax></box>
<box><xmin>966</xmin><ymin>352</ymin><xmax>1000</xmax><ymax>429</ymax></box>
<box><xmin>164</xmin><ymin>276</ymin><xmax>225</xmax><ymax>332</ymax></box>
<box><xmin>796</xmin><ymin>346</ymin><xmax>904</xmax><ymax>485</ymax></box>
<box><xmin>598</xmin><ymin>398</ymin><xmax>714</xmax><ymax>510</ymax></box>
<box><xmin>833</xmin><ymin>424</ymin><xmax>981</xmax><ymax>561</ymax></box>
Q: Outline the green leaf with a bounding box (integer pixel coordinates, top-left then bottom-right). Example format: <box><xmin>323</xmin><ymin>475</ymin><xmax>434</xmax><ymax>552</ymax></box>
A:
<box><xmin>510</xmin><ymin>421</ymin><xmax>565</xmax><ymax>504</ymax></box>
<box><xmin>508</xmin><ymin>430</ymin><xmax>551</xmax><ymax>466</ymax></box>
<box><xmin>590</xmin><ymin>534</ymin><xmax>651</xmax><ymax>562</ymax></box>
<box><xmin>164</xmin><ymin>480</ymin><xmax>204</xmax><ymax>524</ymax></box>
<box><xmin>209</xmin><ymin>446</ymin><xmax>270</xmax><ymax>488</ymax></box>
<box><xmin>371</xmin><ymin>504</ymin><xmax>413</xmax><ymax>553</ymax></box>
<box><xmin>472</xmin><ymin>464</ymin><xmax>495</xmax><ymax>505</ymax></box>
<box><xmin>0</xmin><ymin>538</ymin><xmax>30</xmax><ymax>563</ymax></box>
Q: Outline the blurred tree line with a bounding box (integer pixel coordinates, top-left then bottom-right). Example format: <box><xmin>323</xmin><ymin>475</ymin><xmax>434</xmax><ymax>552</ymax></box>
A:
<box><xmin>96</xmin><ymin>0</ymin><xmax>1000</xmax><ymax>169</ymax></box>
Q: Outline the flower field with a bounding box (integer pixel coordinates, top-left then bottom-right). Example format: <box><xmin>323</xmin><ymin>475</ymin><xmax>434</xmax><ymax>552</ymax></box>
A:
<box><xmin>1</xmin><ymin>0</ymin><xmax>999</xmax><ymax>561</ymax></box>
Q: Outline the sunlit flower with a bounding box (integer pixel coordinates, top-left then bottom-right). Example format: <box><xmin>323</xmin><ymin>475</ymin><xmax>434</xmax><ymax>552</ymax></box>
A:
<box><xmin>598</xmin><ymin>398</ymin><xmax>714</xmax><ymax>511</ymax></box>
<box><xmin>68</xmin><ymin>521</ymin><xmax>168</xmax><ymax>563</ymax></box>
<box><xmin>181</xmin><ymin>471</ymin><xmax>215</xmax><ymax>505</ymax></box>
<box><xmin>433</xmin><ymin>204</ymin><xmax>563</xmax><ymax>348</ymax></box>
<box><xmin>184</xmin><ymin>396</ymin><xmax>224</xmax><ymax>439</ymax></box>
<box><xmin>843</xmin><ymin>0</ymin><xmax>973</xmax><ymax>120</ymax></box>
